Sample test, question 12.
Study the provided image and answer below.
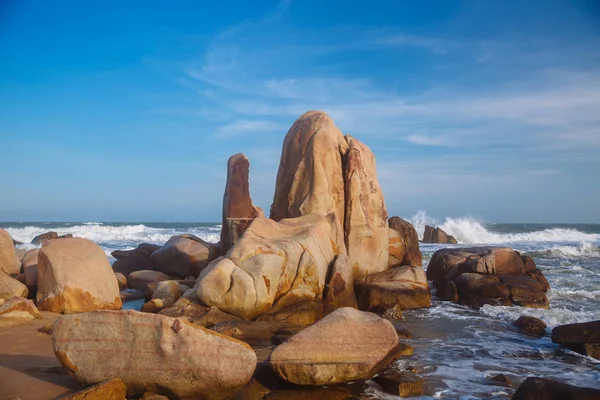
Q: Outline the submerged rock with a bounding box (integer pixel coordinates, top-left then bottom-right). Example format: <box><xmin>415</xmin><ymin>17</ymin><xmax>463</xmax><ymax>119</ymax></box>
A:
<box><xmin>552</xmin><ymin>320</ymin><xmax>600</xmax><ymax>359</ymax></box>
<box><xmin>513</xmin><ymin>316</ymin><xmax>547</xmax><ymax>337</ymax></box>
<box><xmin>52</xmin><ymin>310</ymin><xmax>257</xmax><ymax>399</ymax></box>
<box><xmin>37</xmin><ymin>237</ymin><xmax>122</xmax><ymax>313</ymax></box>
<box><xmin>512</xmin><ymin>377</ymin><xmax>600</xmax><ymax>400</ymax></box>
<box><xmin>269</xmin><ymin>307</ymin><xmax>401</xmax><ymax>386</ymax></box>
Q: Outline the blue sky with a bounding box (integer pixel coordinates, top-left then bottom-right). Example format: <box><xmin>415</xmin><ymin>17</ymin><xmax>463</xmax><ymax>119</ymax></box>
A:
<box><xmin>1</xmin><ymin>0</ymin><xmax>599</xmax><ymax>222</ymax></box>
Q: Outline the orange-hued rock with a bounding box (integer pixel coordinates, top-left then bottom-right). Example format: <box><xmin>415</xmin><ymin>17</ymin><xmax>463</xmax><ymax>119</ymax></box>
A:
<box><xmin>22</xmin><ymin>248</ymin><xmax>40</xmax><ymax>291</ymax></box>
<box><xmin>0</xmin><ymin>228</ymin><xmax>20</xmax><ymax>276</ymax></box>
<box><xmin>220</xmin><ymin>153</ymin><xmax>264</xmax><ymax>255</ymax></box>
<box><xmin>388</xmin><ymin>217</ymin><xmax>422</xmax><ymax>267</ymax></box>
<box><xmin>270</xmin><ymin>111</ymin><xmax>348</xmax><ymax>256</ymax></box>
<box><xmin>114</xmin><ymin>272</ymin><xmax>128</xmax><ymax>290</ymax></box>
<box><xmin>0</xmin><ymin>296</ymin><xmax>43</xmax><ymax>326</ymax></box>
<box><xmin>36</xmin><ymin>238</ymin><xmax>122</xmax><ymax>313</ymax></box>
<box><xmin>63</xmin><ymin>378</ymin><xmax>127</xmax><ymax>400</ymax></box>
<box><xmin>151</xmin><ymin>235</ymin><xmax>220</xmax><ymax>278</ymax></box>
<box><xmin>0</xmin><ymin>271</ymin><xmax>28</xmax><ymax>300</ymax></box>
<box><xmin>323</xmin><ymin>254</ymin><xmax>357</xmax><ymax>314</ymax></box>
<box><xmin>388</xmin><ymin>228</ymin><xmax>406</xmax><ymax>268</ymax></box>
<box><xmin>269</xmin><ymin>307</ymin><xmax>400</xmax><ymax>385</ymax></box>
<box><xmin>52</xmin><ymin>311</ymin><xmax>256</xmax><ymax>399</ymax></box>
<box><xmin>343</xmin><ymin>136</ymin><xmax>389</xmax><ymax>279</ymax></box>
<box><xmin>197</xmin><ymin>214</ymin><xmax>336</xmax><ymax>320</ymax></box>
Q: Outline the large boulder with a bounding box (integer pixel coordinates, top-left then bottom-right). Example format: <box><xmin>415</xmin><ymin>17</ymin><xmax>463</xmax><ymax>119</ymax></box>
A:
<box><xmin>422</xmin><ymin>225</ymin><xmax>457</xmax><ymax>244</ymax></box>
<box><xmin>0</xmin><ymin>271</ymin><xmax>28</xmax><ymax>300</ymax></box>
<box><xmin>323</xmin><ymin>254</ymin><xmax>357</xmax><ymax>314</ymax></box>
<box><xmin>52</xmin><ymin>310</ymin><xmax>257</xmax><ymax>399</ymax></box>
<box><xmin>551</xmin><ymin>320</ymin><xmax>600</xmax><ymax>359</ymax></box>
<box><xmin>197</xmin><ymin>214</ymin><xmax>336</xmax><ymax>320</ymax></box>
<box><xmin>22</xmin><ymin>248</ymin><xmax>40</xmax><ymax>292</ymax></box>
<box><xmin>427</xmin><ymin>247</ymin><xmax>550</xmax><ymax>308</ymax></box>
<box><xmin>343</xmin><ymin>136</ymin><xmax>389</xmax><ymax>279</ymax></box>
<box><xmin>0</xmin><ymin>228</ymin><xmax>20</xmax><ymax>276</ymax></box>
<box><xmin>388</xmin><ymin>217</ymin><xmax>422</xmax><ymax>267</ymax></box>
<box><xmin>112</xmin><ymin>255</ymin><xmax>156</xmax><ymax>276</ymax></box>
<box><xmin>269</xmin><ymin>307</ymin><xmax>402</xmax><ymax>386</ymax></box>
<box><xmin>151</xmin><ymin>235</ymin><xmax>220</xmax><ymax>278</ymax></box>
<box><xmin>37</xmin><ymin>237</ymin><xmax>122</xmax><ymax>313</ymax></box>
<box><xmin>355</xmin><ymin>265</ymin><xmax>431</xmax><ymax>316</ymax></box>
<box><xmin>220</xmin><ymin>153</ymin><xmax>264</xmax><ymax>255</ymax></box>
<box><xmin>388</xmin><ymin>228</ymin><xmax>406</xmax><ymax>268</ymax></box>
<box><xmin>270</xmin><ymin>111</ymin><xmax>348</xmax><ymax>256</ymax></box>
<box><xmin>512</xmin><ymin>377</ymin><xmax>600</xmax><ymax>400</ymax></box>
<box><xmin>111</xmin><ymin>243</ymin><xmax>161</xmax><ymax>260</ymax></box>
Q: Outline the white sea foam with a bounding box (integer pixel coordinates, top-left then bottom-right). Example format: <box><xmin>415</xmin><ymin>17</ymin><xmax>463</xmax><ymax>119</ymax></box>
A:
<box><xmin>480</xmin><ymin>304</ymin><xmax>600</xmax><ymax>328</ymax></box>
<box><xmin>407</xmin><ymin>211</ymin><xmax>600</xmax><ymax>245</ymax></box>
<box><xmin>538</xmin><ymin>242</ymin><xmax>600</xmax><ymax>258</ymax></box>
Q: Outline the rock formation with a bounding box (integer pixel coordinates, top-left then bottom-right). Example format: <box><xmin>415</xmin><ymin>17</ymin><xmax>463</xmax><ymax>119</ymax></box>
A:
<box><xmin>220</xmin><ymin>153</ymin><xmax>264</xmax><ymax>255</ymax></box>
<box><xmin>127</xmin><ymin>270</ymin><xmax>170</xmax><ymax>291</ymax></box>
<box><xmin>422</xmin><ymin>225</ymin><xmax>458</xmax><ymax>244</ymax></box>
<box><xmin>151</xmin><ymin>235</ymin><xmax>220</xmax><ymax>278</ymax></box>
<box><xmin>37</xmin><ymin>237</ymin><xmax>122</xmax><ymax>313</ymax></box>
<box><xmin>427</xmin><ymin>247</ymin><xmax>550</xmax><ymax>308</ymax></box>
<box><xmin>512</xmin><ymin>377</ymin><xmax>600</xmax><ymax>400</ymax></box>
<box><xmin>197</xmin><ymin>214</ymin><xmax>336</xmax><ymax>320</ymax></box>
<box><xmin>0</xmin><ymin>271</ymin><xmax>29</xmax><ymax>300</ymax></box>
<box><xmin>552</xmin><ymin>320</ymin><xmax>600</xmax><ymax>359</ymax></box>
<box><xmin>0</xmin><ymin>228</ymin><xmax>20</xmax><ymax>276</ymax></box>
<box><xmin>52</xmin><ymin>310</ymin><xmax>257</xmax><ymax>399</ymax></box>
<box><xmin>388</xmin><ymin>217</ymin><xmax>422</xmax><ymax>267</ymax></box>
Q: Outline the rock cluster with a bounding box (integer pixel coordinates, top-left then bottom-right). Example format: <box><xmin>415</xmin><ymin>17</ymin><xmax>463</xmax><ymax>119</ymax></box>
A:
<box><xmin>422</xmin><ymin>225</ymin><xmax>457</xmax><ymax>244</ymax></box>
<box><xmin>427</xmin><ymin>247</ymin><xmax>550</xmax><ymax>308</ymax></box>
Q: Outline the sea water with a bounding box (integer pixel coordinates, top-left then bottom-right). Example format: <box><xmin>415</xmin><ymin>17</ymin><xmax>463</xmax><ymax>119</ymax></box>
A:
<box><xmin>3</xmin><ymin>214</ymin><xmax>599</xmax><ymax>398</ymax></box>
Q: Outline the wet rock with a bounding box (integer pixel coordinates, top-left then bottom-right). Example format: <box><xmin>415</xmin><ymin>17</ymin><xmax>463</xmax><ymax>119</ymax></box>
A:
<box><xmin>220</xmin><ymin>153</ymin><xmax>264</xmax><ymax>255</ymax></box>
<box><xmin>551</xmin><ymin>320</ymin><xmax>600</xmax><ymax>359</ymax></box>
<box><xmin>388</xmin><ymin>217</ymin><xmax>422</xmax><ymax>267</ymax></box>
<box><xmin>63</xmin><ymin>378</ymin><xmax>127</xmax><ymax>400</ymax></box>
<box><xmin>355</xmin><ymin>265</ymin><xmax>431</xmax><ymax>315</ymax></box>
<box><xmin>373</xmin><ymin>370</ymin><xmax>424</xmax><ymax>397</ymax></box>
<box><xmin>512</xmin><ymin>377</ymin><xmax>600</xmax><ymax>400</ymax></box>
<box><xmin>151</xmin><ymin>235</ymin><xmax>220</xmax><ymax>278</ymax></box>
<box><xmin>269</xmin><ymin>307</ymin><xmax>401</xmax><ymax>386</ymax></box>
<box><xmin>37</xmin><ymin>237</ymin><xmax>122</xmax><ymax>313</ymax></box>
<box><xmin>323</xmin><ymin>254</ymin><xmax>357</xmax><ymax>314</ymax></box>
<box><xmin>513</xmin><ymin>316</ymin><xmax>547</xmax><ymax>337</ymax></box>
<box><xmin>490</xmin><ymin>373</ymin><xmax>513</xmax><ymax>386</ymax></box>
<box><xmin>52</xmin><ymin>310</ymin><xmax>257</xmax><ymax>399</ymax></box>
<box><xmin>0</xmin><ymin>228</ymin><xmax>20</xmax><ymax>276</ymax></box>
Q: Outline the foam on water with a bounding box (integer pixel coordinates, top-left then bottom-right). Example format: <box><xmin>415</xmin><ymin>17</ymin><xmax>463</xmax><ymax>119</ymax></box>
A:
<box><xmin>479</xmin><ymin>304</ymin><xmax>600</xmax><ymax>328</ymax></box>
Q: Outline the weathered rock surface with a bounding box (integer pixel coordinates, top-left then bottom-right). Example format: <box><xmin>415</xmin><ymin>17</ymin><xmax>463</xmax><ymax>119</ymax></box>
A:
<box><xmin>373</xmin><ymin>370</ymin><xmax>424</xmax><ymax>397</ymax></box>
<box><xmin>355</xmin><ymin>265</ymin><xmax>431</xmax><ymax>315</ymax></box>
<box><xmin>211</xmin><ymin>320</ymin><xmax>305</xmax><ymax>347</ymax></box>
<box><xmin>256</xmin><ymin>300</ymin><xmax>323</xmax><ymax>326</ymax></box>
<box><xmin>127</xmin><ymin>270</ymin><xmax>170</xmax><ymax>291</ymax></box>
<box><xmin>220</xmin><ymin>153</ymin><xmax>264</xmax><ymax>255</ymax></box>
<box><xmin>388</xmin><ymin>228</ymin><xmax>406</xmax><ymax>268</ymax></box>
<box><xmin>427</xmin><ymin>247</ymin><xmax>550</xmax><ymax>308</ymax></box>
<box><xmin>551</xmin><ymin>320</ymin><xmax>600</xmax><ymax>359</ymax></box>
<box><xmin>112</xmin><ymin>255</ymin><xmax>156</xmax><ymax>276</ymax></box>
<box><xmin>52</xmin><ymin>310</ymin><xmax>257</xmax><ymax>399</ymax></box>
<box><xmin>0</xmin><ymin>228</ymin><xmax>20</xmax><ymax>276</ymax></box>
<box><xmin>0</xmin><ymin>296</ymin><xmax>42</xmax><ymax>326</ymax></box>
<box><xmin>513</xmin><ymin>316</ymin><xmax>547</xmax><ymax>337</ymax></box>
<box><xmin>37</xmin><ymin>237</ymin><xmax>122</xmax><ymax>313</ymax></box>
<box><xmin>422</xmin><ymin>225</ymin><xmax>457</xmax><ymax>244</ymax></box>
<box><xmin>343</xmin><ymin>136</ymin><xmax>389</xmax><ymax>279</ymax></box>
<box><xmin>111</xmin><ymin>243</ymin><xmax>160</xmax><ymax>260</ymax></box>
<box><xmin>269</xmin><ymin>307</ymin><xmax>400</xmax><ymax>386</ymax></box>
<box><xmin>22</xmin><ymin>248</ymin><xmax>40</xmax><ymax>292</ymax></box>
<box><xmin>142</xmin><ymin>280</ymin><xmax>183</xmax><ymax>312</ymax></box>
<box><xmin>114</xmin><ymin>272</ymin><xmax>128</xmax><ymax>291</ymax></box>
<box><xmin>0</xmin><ymin>271</ymin><xmax>29</xmax><ymax>300</ymax></box>
<box><xmin>512</xmin><ymin>377</ymin><xmax>600</xmax><ymax>400</ymax></box>
<box><xmin>63</xmin><ymin>378</ymin><xmax>127</xmax><ymax>400</ymax></box>
<box><xmin>197</xmin><ymin>214</ymin><xmax>336</xmax><ymax>320</ymax></box>
<box><xmin>270</xmin><ymin>111</ymin><xmax>348</xmax><ymax>256</ymax></box>
<box><xmin>323</xmin><ymin>254</ymin><xmax>357</xmax><ymax>314</ymax></box>
<box><xmin>388</xmin><ymin>217</ymin><xmax>422</xmax><ymax>267</ymax></box>
<box><xmin>151</xmin><ymin>235</ymin><xmax>220</xmax><ymax>278</ymax></box>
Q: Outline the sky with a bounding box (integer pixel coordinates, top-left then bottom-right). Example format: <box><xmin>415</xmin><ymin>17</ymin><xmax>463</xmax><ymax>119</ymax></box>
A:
<box><xmin>0</xmin><ymin>0</ymin><xmax>599</xmax><ymax>223</ymax></box>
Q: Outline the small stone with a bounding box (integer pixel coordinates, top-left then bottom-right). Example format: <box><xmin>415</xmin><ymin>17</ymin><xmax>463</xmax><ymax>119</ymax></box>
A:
<box><xmin>490</xmin><ymin>373</ymin><xmax>512</xmax><ymax>386</ymax></box>
<box><xmin>513</xmin><ymin>316</ymin><xmax>547</xmax><ymax>337</ymax></box>
<box><xmin>63</xmin><ymin>378</ymin><xmax>126</xmax><ymax>400</ymax></box>
<box><xmin>373</xmin><ymin>370</ymin><xmax>424</xmax><ymax>397</ymax></box>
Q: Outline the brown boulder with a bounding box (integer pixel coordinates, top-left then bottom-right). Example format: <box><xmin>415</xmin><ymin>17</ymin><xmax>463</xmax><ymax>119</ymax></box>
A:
<box><xmin>31</xmin><ymin>231</ymin><xmax>59</xmax><ymax>245</ymax></box>
<box><xmin>388</xmin><ymin>217</ymin><xmax>422</xmax><ymax>267</ymax></box>
<box><xmin>22</xmin><ymin>248</ymin><xmax>40</xmax><ymax>292</ymax></box>
<box><xmin>270</xmin><ymin>111</ymin><xmax>348</xmax><ymax>256</ymax></box>
<box><xmin>269</xmin><ymin>307</ymin><xmax>400</xmax><ymax>386</ymax></box>
<box><xmin>388</xmin><ymin>228</ymin><xmax>407</xmax><ymax>268</ymax></box>
<box><xmin>111</xmin><ymin>243</ymin><xmax>160</xmax><ymax>260</ymax></box>
<box><xmin>373</xmin><ymin>370</ymin><xmax>424</xmax><ymax>397</ymax></box>
<box><xmin>151</xmin><ymin>235</ymin><xmax>220</xmax><ymax>278</ymax></box>
<box><xmin>0</xmin><ymin>271</ymin><xmax>29</xmax><ymax>300</ymax></box>
<box><xmin>0</xmin><ymin>228</ymin><xmax>20</xmax><ymax>276</ymax></box>
<box><xmin>0</xmin><ymin>296</ymin><xmax>42</xmax><ymax>326</ymax></box>
<box><xmin>114</xmin><ymin>272</ymin><xmax>128</xmax><ymax>290</ymax></box>
<box><xmin>256</xmin><ymin>301</ymin><xmax>323</xmax><ymax>326</ymax></box>
<box><xmin>355</xmin><ymin>266</ymin><xmax>431</xmax><ymax>315</ymax></box>
<box><xmin>37</xmin><ymin>237</ymin><xmax>122</xmax><ymax>313</ymax></box>
<box><xmin>127</xmin><ymin>270</ymin><xmax>170</xmax><ymax>291</ymax></box>
<box><xmin>220</xmin><ymin>153</ymin><xmax>264</xmax><ymax>255</ymax></box>
<box><xmin>512</xmin><ymin>377</ymin><xmax>600</xmax><ymax>400</ymax></box>
<box><xmin>552</xmin><ymin>320</ymin><xmax>600</xmax><ymax>359</ymax></box>
<box><xmin>63</xmin><ymin>378</ymin><xmax>127</xmax><ymax>400</ymax></box>
<box><xmin>197</xmin><ymin>214</ymin><xmax>336</xmax><ymax>320</ymax></box>
<box><xmin>112</xmin><ymin>255</ymin><xmax>156</xmax><ymax>276</ymax></box>
<box><xmin>52</xmin><ymin>310</ymin><xmax>257</xmax><ymax>399</ymax></box>
<box><xmin>343</xmin><ymin>136</ymin><xmax>389</xmax><ymax>279</ymax></box>
<box><xmin>453</xmin><ymin>273</ymin><xmax>510</xmax><ymax>307</ymax></box>
<box><xmin>499</xmin><ymin>275</ymin><xmax>549</xmax><ymax>308</ymax></box>
<box><xmin>513</xmin><ymin>316</ymin><xmax>547</xmax><ymax>337</ymax></box>
<box><xmin>211</xmin><ymin>320</ymin><xmax>305</xmax><ymax>347</ymax></box>
<box><xmin>423</xmin><ymin>225</ymin><xmax>435</xmax><ymax>243</ymax></box>
<box><xmin>323</xmin><ymin>254</ymin><xmax>358</xmax><ymax>314</ymax></box>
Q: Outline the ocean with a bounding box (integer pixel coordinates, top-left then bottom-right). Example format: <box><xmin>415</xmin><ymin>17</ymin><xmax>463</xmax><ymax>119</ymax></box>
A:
<box><xmin>2</xmin><ymin>215</ymin><xmax>599</xmax><ymax>399</ymax></box>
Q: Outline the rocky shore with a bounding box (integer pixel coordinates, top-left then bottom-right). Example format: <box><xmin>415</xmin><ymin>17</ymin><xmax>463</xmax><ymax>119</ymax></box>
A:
<box><xmin>1</xmin><ymin>111</ymin><xmax>599</xmax><ymax>399</ymax></box>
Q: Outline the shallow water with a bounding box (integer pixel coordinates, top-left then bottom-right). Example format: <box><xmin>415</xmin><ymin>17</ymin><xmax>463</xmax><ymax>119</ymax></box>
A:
<box><xmin>2</xmin><ymin>217</ymin><xmax>600</xmax><ymax>398</ymax></box>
